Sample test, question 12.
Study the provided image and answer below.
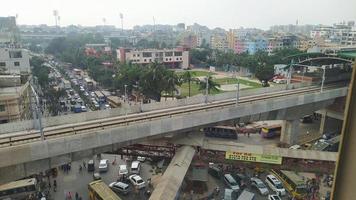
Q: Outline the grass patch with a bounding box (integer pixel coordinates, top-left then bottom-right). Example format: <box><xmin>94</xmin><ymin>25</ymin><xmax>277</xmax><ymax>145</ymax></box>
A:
<box><xmin>176</xmin><ymin>70</ymin><xmax>216</xmax><ymax>77</ymax></box>
<box><xmin>179</xmin><ymin>81</ymin><xmax>221</xmax><ymax>97</ymax></box>
<box><xmin>214</xmin><ymin>78</ymin><xmax>262</xmax><ymax>88</ymax></box>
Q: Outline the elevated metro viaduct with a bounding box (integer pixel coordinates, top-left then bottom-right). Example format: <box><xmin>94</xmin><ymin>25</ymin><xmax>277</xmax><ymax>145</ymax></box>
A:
<box><xmin>0</xmin><ymin>84</ymin><xmax>347</xmax><ymax>183</ymax></box>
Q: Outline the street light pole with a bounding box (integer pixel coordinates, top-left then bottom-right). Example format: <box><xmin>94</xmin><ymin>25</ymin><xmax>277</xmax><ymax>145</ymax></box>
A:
<box><xmin>124</xmin><ymin>84</ymin><xmax>128</xmax><ymax>102</ymax></box>
<box><xmin>286</xmin><ymin>59</ymin><xmax>294</xmax><ymax>90</ymax></box>
<box><xmin>321</xmin><ymin>66</ymin><xmax>326</xmax><ymax>93</ymax></box>
<box><xmin>235</xmin><ymin>71</ymin><xmax>240</xmax><ymax>105</ymax></box>
<box><xmin>205</xmin><ymin>76</ymin><xmax>209</xmax><ymax>103</ymax></box>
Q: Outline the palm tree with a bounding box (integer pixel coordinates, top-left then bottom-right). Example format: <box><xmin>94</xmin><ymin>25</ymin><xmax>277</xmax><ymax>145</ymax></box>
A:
<box><xmin>199</xmin><ymin>76</ymin><xmax>220</xmax><ymax>94</ymax></box>
<box><xmin>181</xmin><ymin>70</ymin><xmax>196</xmax><ymax>97</ymax></box>
<box><xmin>164</xmin><ymin>70</ymin><xmax>182</xmax><ymax>98</ymax></box>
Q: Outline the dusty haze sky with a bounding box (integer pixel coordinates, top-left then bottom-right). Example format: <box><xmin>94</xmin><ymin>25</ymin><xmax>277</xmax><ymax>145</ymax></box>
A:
<box><xmin>2</xmin><ymin>0</ymin><xmax>356</xmax><ymax>29</ymax></box>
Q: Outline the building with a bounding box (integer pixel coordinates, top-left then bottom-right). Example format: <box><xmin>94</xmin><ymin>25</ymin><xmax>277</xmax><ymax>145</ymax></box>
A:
<box><xmin>180</xmin><ymin>34</ymin><xmax>198</xmax><ymax>48</ymax></box>
<box><xmin>0</xmin><ymin>16</ymin><xmax>20</xmax><ymax>44</ymax></box>
<box><xmin>210</xmin><ymin>34</ymin><xmax>228</xmax><ymax>51</ymax></box>
<box><xmin>0</xmin><ymin>48</ymin><xmax>30</xmax><ymax>74</ymax></box>
<box><xmin>0</xmin><ymin>76</ymin><xmax>32</xmax><ymax>123</ymax></box>
<box><xmin>340</xmin><ymin>27</ymin><xmax>356</xmax><ymax>46</ymax></box>
<box><xmin>84</xmin><ymin>43</ymin><xmax>112</xmax><ymax>57</ymax></box>
<box><xmin>116</xmin><ymin>47</ymin><xmax>190</xmax><ymax>69</ymax></box>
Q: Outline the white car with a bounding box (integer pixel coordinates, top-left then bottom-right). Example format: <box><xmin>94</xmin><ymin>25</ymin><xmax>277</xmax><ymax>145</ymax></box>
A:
<box><xmin>250</xmin><ymin>177</ymin><xmax>268</xmax><ymax>195</ymax></box>
<box><xmin>129</xmin><ymin>174</ymin><xmax>145</xmax><ymax>189</ymax></box>
<box><xmin>109</xmin><ymin>181</ymin><xmax>130</xmax><ymax>194</ymax></box>
<box><xmin>289</xmin><ymin>144</ymin><xmax>301</xmax><ymax>150</ymax></box>
<box><xmin>81</xmin><ymin>106</ymin><xmax>87</xmax><ymax>112</ymax></box>
<box><xmin>119</xmin><ymin>165</ymin><xmax>129</xmax><ymax>176</ymax></box>
<box><xmin>137</xmin><ymin>156</ymin><xmax>146</xmax><ymax>162</ymax></box>
<box><xmin>98</xmin><ymin>159</ymin><xmax>109</xmax><ymax>172</ymax></box>
<box><xmin>268</xmin><ymin>194</ymin><xmax>282</xmax><ymax>200</ymax></box>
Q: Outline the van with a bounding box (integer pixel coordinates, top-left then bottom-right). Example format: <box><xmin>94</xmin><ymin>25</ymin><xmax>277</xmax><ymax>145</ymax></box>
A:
<box><xmin>131</xmin><ymin>161</ymin><xmax>141</xmax><ymax>174</ymax></box>
<box><xmin>224</xmin><ymin>174</ymin><xmax>240</xmax><ymax>191</ymax></box>
<box><xmin>87</xmin><ymin>160</ymin><xmax>95</xmax><ymax>172</ymax></box>
<box><xmin>265</xmin><ymin>174</ymin><xmax>286</xmax><ymax>196</ymax></box>
<box><xmin>237</xmin><ymin>189</ymin><xmax>255</xmax><ymax>200</ymax></box>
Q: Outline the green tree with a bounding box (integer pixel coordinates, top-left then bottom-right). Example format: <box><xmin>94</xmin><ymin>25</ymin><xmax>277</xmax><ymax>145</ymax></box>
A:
<box><xmin>255</xmin><ymin>64</ymin><xmax>275</xmax><ymax>82</ymax></box>
<box><xmin>199</xmin><ymin>76</ymin><xmax>220</xmax><ymax>94</ymax></box>
<box><xmin>116</xmin><ymin>62</ymin><xmax>181</xmax><ymax>102</ymax></box>
<box><xmin>164</xmin><ymin>70</ymin><xmax>181</xmax><ymax>98</ymax></box>
<box><xmin>30</xmin><ymin>56</ymin><xmax>49</xmax><ymax>88</ymax></box>
<box><xmin>181</xmin><ymin>70</ymin><xmax>196</xmax><ymax>97</ymax></box>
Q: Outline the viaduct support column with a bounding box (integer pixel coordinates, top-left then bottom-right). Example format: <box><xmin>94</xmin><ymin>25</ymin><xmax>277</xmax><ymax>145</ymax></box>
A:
<box><xmin>280</xmin><ymin>119</ymin><xmax>300</xmax><ymax>145</ymax></box>
<box><xmin>319</xmin><ymin>109</ymin><xmax>344</xmax><ymax>136</ymax></box>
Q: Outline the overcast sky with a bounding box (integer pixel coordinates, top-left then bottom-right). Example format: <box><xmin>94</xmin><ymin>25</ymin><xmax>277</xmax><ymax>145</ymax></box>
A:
<box><xmin>2</xmin><ymin>0</ymin><xmax>356</xmax><ymax>30</ymax></box>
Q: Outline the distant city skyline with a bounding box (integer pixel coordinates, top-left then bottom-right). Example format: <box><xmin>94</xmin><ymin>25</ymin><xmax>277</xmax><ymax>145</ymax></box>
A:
<box><xmin>2</xmin><ymin>0</ymin><xmax>356</xmax><ymax>30</ymax></box>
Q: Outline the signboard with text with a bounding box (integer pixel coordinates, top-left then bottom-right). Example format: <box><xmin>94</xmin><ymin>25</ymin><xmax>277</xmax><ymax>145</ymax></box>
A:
<box><xmin>225</xmin><ymin>151</ymin><xmax>282</xmax><ymax>165</ymax></box>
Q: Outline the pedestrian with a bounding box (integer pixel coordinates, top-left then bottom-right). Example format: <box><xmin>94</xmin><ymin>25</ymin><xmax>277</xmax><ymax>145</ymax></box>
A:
<box><xmin>78</xmin><ymin>197</ymin><xmax>82</xmax><ymax>200</ymax></box>
<box><xmin>247</xmin><ymin>132</ymin><xmax>250</xmax><ymax>137</ymax></box>
<box><xmin>83</xmin><ymin>161</ymin><xmax>86</xmax><ymax>169</ymax></box>
<box><xmin>75</xmin><ymin>192</ymin><xmax>79</xmax><ymax>200</ymax></box>
<box><xmin>53</xmin><ymin>180</ymin><xmax>57</xmax><ymax>192</ymax></box>
<box><xmin>48</xmin><ymin>181</ymin><xmax>51</xmax><ymax>189</ymax></box>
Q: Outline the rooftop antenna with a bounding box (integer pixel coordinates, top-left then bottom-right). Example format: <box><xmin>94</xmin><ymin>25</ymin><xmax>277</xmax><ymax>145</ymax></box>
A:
<box><xmin>119</xmin><ymin>13</ymin><xmax>123</xmax><ymax>31</ymax></box>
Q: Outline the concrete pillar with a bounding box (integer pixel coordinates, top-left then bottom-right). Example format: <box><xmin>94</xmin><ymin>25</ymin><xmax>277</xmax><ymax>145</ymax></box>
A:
<box><xmin>319</xmin><ymin>110</ymin><xmax>327</xmax><ymax>135</ymax></box>
<box><xmin>319</xmin><ymin>110</ymin><xmax>344</xmax><ymax>136</ymax></box>
<box><xmin>280</xmin><ymin>119</ymin><xmax>300</xmax><ymax>145</ymax></box>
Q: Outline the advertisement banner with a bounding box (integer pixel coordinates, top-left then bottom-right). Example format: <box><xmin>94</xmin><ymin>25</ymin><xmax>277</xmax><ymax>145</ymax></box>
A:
<box><xmin>225</xmin><ymin>151</ymin><xmax>282</xmax><ymax>165</ymax></box>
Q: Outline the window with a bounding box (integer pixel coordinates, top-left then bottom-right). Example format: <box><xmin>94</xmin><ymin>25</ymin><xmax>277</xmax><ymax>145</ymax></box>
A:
<box><xmin>165</xmin><ymin>52</ymin><xmax>173</xmax><ymax>57</ymax></box>
<box><xmin>142</xmin><ymin>52</ymin><xmax>152</xmax><ymax>57</ymax></box>
<box><xmin>174</xmin><ymin>51</ymin><xmax>182</xmax><ymax>56</ymax></box>
<box><xmin>144</xmin><ymin>59</ymin><xmax>147</xmax><ymax>62</ymax></box>
<box><xmin>14</xmin><ymin>62</ymin><xmax>20</xmax><ymax>66</ymax></box>
<box><xmin>9</xmin><ymin>51</ymin><xmax>22</xmax><ymax>58</ymax></box>
<box><xmin>0</xmin><ymin>105</ymin><xmax>5</xmax><ymax>112</ymax></box>
<box><xmin>0</xmin><ymin>62</ymin><xmax>5</xmax><ymax>67</ymax></box>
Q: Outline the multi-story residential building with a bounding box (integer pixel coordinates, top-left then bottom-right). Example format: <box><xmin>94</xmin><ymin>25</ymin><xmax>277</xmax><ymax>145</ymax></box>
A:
<box><xmin>116</xmin><ymin>47</ymin><xmax>190</xmax><ymax>69</ymax></box>
<box><xmin>0</xmin><ymin>76</ymin><xmax>32</xmax><ymax>123</ymax></box>
<box><xmin>341</xmin><ymin>26</ymin><xmax>356</xmax><ymax>46</ymax></box>
<box><xmin>267</xmin><ymin>37</ymin><xmax>284</xmax><ymax>54</ymax></box>
<box><xmin>310</xmin><ymin>22</ymin><xmax>356</xmax><ymax>46</ymax></box>
<box><xmin>180</xmin><ymin>34</ymin><xmax>198</xmax><ymax>49</ymax></box>
<box><xmin>310</xmin><ymin>26</ymin><xmax>333</xmax><ymax>38</ymax></box>
<box><xmin>210</xmin><ymin>34</ymin><xmax>228</xmax><ymax>51</ymax></box>
<box><xmin>0</xmin><ymin>16</ymin><xmax>20</xmax><ymax>44</ymax></box>
<box><xmin>0</xmin><ymin>48</ymin><xmax>31</xmax><ymax>74</ymax></box>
